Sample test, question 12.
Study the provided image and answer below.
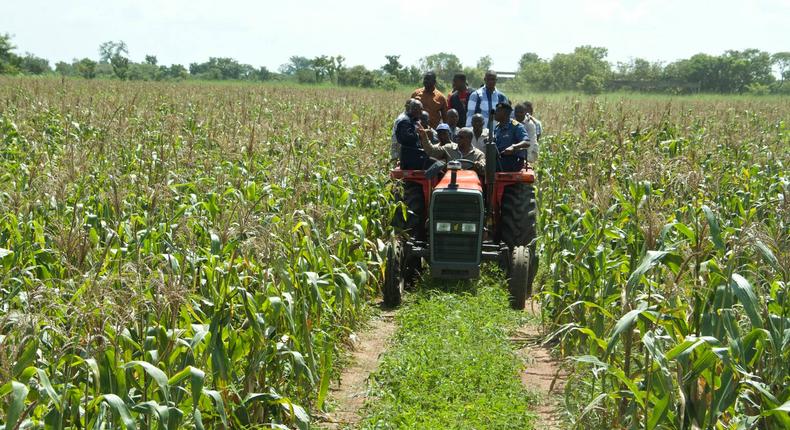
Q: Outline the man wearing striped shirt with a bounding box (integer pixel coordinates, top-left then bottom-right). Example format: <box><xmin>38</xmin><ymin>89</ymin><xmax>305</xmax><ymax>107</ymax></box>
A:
<box><xmin>466</xmin><ymin>70</ymin><xmax>509</xmax><ymax>129</ymax></box>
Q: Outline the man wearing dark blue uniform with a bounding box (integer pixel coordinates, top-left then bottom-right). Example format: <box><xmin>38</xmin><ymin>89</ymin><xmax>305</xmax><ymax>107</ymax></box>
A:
<box><xmin>493</xmin><ymin>102</ymin><xmax>530</xmax><ymax>172</ymax></box>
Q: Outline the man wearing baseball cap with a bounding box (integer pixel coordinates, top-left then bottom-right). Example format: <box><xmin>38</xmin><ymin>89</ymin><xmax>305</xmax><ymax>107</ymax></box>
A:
<box><xmin>493</xmin><ymin>102</ymin><xmax>530</xmax><ymax>172</ymax></box>
<box><xmin>435</xmin><ymin>123</ymin><xmax>454</xmax><ymax>145</ymax></box>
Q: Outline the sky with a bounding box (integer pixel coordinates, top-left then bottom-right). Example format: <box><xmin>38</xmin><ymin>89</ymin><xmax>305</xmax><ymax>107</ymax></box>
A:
<box><xmin>2</xmin><ymin>0</ymin><xmax>789</xmax><ymax>71</ymax></box>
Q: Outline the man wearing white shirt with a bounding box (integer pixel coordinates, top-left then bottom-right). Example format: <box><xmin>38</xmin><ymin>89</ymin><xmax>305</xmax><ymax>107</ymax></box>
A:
<box><xmin>514</xmin><ymin>103</ymin><xmax>539</xmax><ymax>163</ymax></box>
<box><xmin>466</xmin><ymin>70</ymin><xmax>509</xmax><ymax>129</ymax></box>
<box><xmin>470</xmin><ymin>113</ymin><xmax>490</xmax><ymax>152</ymax></box>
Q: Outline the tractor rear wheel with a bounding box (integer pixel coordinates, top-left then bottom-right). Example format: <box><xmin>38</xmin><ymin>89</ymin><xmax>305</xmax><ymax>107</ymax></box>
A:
<box><xmin>500</xmin><ymin>183</ymin><xmax>537</xmax><ymax>293</ymax></box>
<box><xmin>508</xmin><ymin>246</ymin><xmax>531</xmax><ymax>310</ymax></box>
<box><xmin>383</xmin><ymin>239</ymin><xmax>404</xmax><ymax>307</ymax></box>
<box><xmin>391</xmin><ymin>181</ymin><xmax>426</xmax><ymax>241</ymax></box>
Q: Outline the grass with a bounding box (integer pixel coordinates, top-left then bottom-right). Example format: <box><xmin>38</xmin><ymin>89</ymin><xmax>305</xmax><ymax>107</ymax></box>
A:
<box><xmin>361</xmin><ymin>269</ymin><xmax>535</xmax><ymax>430</ymax></box>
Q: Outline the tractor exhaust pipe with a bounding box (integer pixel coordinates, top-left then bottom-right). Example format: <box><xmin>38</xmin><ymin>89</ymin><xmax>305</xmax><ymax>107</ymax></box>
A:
<box><xmin>484</xmin><ymin>110</ymin><xmax>497</xmax><ymax>226</ymax></box>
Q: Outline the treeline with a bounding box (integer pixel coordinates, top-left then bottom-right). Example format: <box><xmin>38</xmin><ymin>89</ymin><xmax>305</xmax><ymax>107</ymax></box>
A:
<box><xmin>517</xmin><ymin>46</ymin><xmax>790</xmax><ymax>95</ymax></box>
<box><xmin>2</xmin><ymin>33</ymin><xmax>789</xmax><ymax>95</ymax></box>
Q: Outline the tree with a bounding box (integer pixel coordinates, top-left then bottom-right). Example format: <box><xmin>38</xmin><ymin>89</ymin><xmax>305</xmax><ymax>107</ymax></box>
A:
<box><xmin>382</xmin><ymin>55</ymin><xmax>403</xmax><ymax>76</ymax></box>
<box><xmin>580</xmin><ymin>74</ymin><xmax>604</xmax><ymax>94</ymax></box>
<box><xmin>55</xmin><ymin>61</ymin><xmax>75</xmax><ymax>76</ymax></box>
<box><xmin>163</xmin><ymin>64</ymin><xmax>188</xmax><ymax>80</ymax></box>
<box><xmin>719</xmin><ymin>49</ymin><xmax>774</xmax><ymax>93</ymax></box>
<box><xmin>20</xmin><ymin>53</ymin><xmax>50</xmax><ymax>74</ymax></box>
<box><xmin>476</xmin><ymin>55</ymin><xmax>492</xmax><ymax>72</ymax></box>
<box><xmin>0</xmin><ymin>33</ymin><xmax>20</xmax><ymax>74</ymax></box>
<box><xmin>327</xmin><ymin>55</ymin><xmax>345</xmax><ymax>83</ymax></box>
<box><xmin>419</xmin><ymin>52</ymin><xmax>464</xmax><ymax>86</ymax></box>
<box><xmin>773</xmin><ymin>52</ymin><xmax>790</xmax><ymax>88</ymax></box>
<box><xmin>77</xmin><ymin>58</ymin><xmax>97</xmax><ymax>79</ymax></box>
<box><xmin>665</xmin><ymin>49</ymin><xmax>774</xmax><ymax>93</ymax></box>
<box><xmin>257</xmin><ymin>66</ymin><xmax>273</xmax><ymax>81</ymax></box>
<box><xmin>518</xmin><ymin>53</ymin><xmax>541</xmax><ymax>70</ymax></box>
<box><xmin>189</xmin><ymin>57</ymin><xmax>255</xmax><ymax>80</ymax></box>
<box><xmin>311</xmin><ymin>55</ymin><xmax>332</xmax><ymax>82</ymax></box>
<box><xmin>110</xmin><ymin>53</ymin><xmax>130</xmax><ymax>79</ymax></box>
<box><xmin>542</xmin><ymin>46</ymin><xmax>611</xmax><ymax>91</ymax></box>
<box><xmin>99</xmin><ymin>40</ymin><xmax>128</xmax><ymax>63</ymax></box>
<box><xmin>145</xmin><ymin>55</ymin><xmax>158</xmax><ymax>66</ymax></box>
<box><xmin>338</xmin><ymin>65</ymin><xmax>383</xmax><ymax>88</ymax></box>
<box><xmin>279</xmin><ymin>56</ymin><xmax>312</xmax><ymax>75</ymax></box>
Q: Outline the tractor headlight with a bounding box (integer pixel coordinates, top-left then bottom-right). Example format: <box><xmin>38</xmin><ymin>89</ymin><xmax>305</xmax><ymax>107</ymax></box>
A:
<box><xmin>461</xmin><ymin>223</ymin><xmax>477</xmax><ymax>233</ymax></box>
<box><xmin>436</xmin><ymin>222</ymin><xmax>451</xmax><ymax>232</ymax></box>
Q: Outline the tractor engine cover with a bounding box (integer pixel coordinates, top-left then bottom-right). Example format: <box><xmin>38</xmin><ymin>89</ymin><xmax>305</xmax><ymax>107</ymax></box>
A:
<box><xmin>429</xmin><ymin>170</ymin><xmax>484</xmax><ymax>278</ymax></box>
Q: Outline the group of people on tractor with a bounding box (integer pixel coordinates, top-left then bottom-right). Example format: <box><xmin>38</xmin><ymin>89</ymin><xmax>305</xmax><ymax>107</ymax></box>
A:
<box><xmin>390</xmin><ymin>70</ymin><xmax>542</xmax><ymax>174</ymax></box>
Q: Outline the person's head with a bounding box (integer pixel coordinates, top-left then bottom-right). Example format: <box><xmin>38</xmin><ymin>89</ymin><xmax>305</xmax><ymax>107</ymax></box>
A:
<box><xmin>514</xmin><ymin>103</ymin><xmax>527</xmax><ymax>123</ymax></box>
<box><xmin>456</xmin><ymin>127</ymin><xmax>473</xmax><ymax>150</ymax></box>
<box><xmin>423</xmin><ymin>72</ymin><xmax>437</xmax><ymax>91</ymax></box>
<box><xmin>523</xmin><ymin>101</ymin><xmax>534</xmax><ymax>115</ymax></box>
<box><xmin>436</xmin><ymin>123</ymin><xmax>451</xmax><ymax>144</ymax></box>
<box><xmin>452</xmin><ymin>73</ymin><xmax>467</xmax><ymax>91</ymax></box>
<box><xmin>406</xmin><ymin>98</ymin><xmax>423</xmax><ymax>119</ymax></box>
<box><xmin>447</xmin><ymin>109</ymin><xmax>459</xmax><ymax>127</ymax></box>
<box><xmin>420</xmin><ymin>110</ymin><xmax>430</xmax><ymax>127</ymax></box>
<box><xmin>494</xmin><ymin>102</ymin><xmax>512</xmax><ymax>123</ymax></box>
<box><xmin>471</xmin><ymin>114</ymin><xmax>485</xmax><ymax>134</ymax></box>
<box><xmin>484</xmin><ymin>70</ymin><xmax>497</xmax><ymax>91</ymax></box>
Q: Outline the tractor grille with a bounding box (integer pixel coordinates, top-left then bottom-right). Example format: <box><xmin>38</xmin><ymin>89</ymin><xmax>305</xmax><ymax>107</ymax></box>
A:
<box><xmin>433</xmin><ymin>235</ymin><xmax>478</xmax><ymax>263</ymax></box>
<box><xmin>432</xmin><ymin>193</ymin><xmax>482</xmax><ymax>263</ymax></box>
<box><xmin>432</xmin><ymin>194</ymin><xmax>481</xmax><ymax>222</ymax></box>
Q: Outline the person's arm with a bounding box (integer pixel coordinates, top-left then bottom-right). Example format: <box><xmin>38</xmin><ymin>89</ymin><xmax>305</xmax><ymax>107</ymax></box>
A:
<box><xmin>465</xmin><ymin>92</ymin><xmax>477</xmax><ymax>126</ymax></box>
<box><xmin>501</xmin><ymin>124</ymin><xmax>530</xmax><ymax>155</ymax></box>
<box><xmin>395</xmin><ymin>119</ymin><xmax>419</xmax><ymax>148</ymax></box>
<box><xmin>439</xmin><ymin>95</ymin><xmax>447</xmax><ymax>124</ymax></box>
<box><xmin>390</xmin><ymin>140</ymin><xmax>400</xmax><ymax>161</ymax></box>
<box><xmin>416</xmin><ymin>123</ymin><xmax>446</xmax><ymax>158</ymax></box>
<box><xmin>473</xmin><ymin>156</ymin><xmax>485</xmax><ymax>177</ymax></box>
<box><xmin>524</xmin><ymin>120</ymin><xmax>537</xmax><ymax>145</ymax></box>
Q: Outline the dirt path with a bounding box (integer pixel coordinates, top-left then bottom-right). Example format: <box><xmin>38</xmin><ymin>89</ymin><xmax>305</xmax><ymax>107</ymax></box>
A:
<box><xmin>319</xmin><ymin>309</ymin><xmax>396</xmax><ymax>429</ymax></box>
<box><xmin>515</xmin><ymin>298</ymin><xmax>567</xmax><ymax>429</ymax></box>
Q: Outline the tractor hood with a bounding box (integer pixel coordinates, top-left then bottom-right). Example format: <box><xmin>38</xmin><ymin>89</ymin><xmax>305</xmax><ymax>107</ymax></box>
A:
<box><xmin>435</xmin><ymin>169</ymin><xmax>482</xmax><ymax>192</ymax></box>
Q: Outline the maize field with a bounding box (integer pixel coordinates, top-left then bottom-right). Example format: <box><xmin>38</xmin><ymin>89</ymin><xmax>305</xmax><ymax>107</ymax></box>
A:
<box><xmin>0</xmin><ymin>77</ymin><xmax>789</xmax><ymax>429</ymax></box>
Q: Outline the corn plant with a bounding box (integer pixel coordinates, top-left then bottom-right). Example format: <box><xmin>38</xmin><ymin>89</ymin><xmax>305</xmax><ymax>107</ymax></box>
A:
<box><xmin>0</xmin><ymin>77</ymin><xmax>400</xmax><ymax>429</ymax></box>
<box><xmin>536</xmin><ymin>97</ymin><xmax>789</xmax><ymax>428</ymax></box>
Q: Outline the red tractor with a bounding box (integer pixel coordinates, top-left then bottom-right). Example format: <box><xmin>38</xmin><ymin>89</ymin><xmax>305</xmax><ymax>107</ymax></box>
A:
<box><xmin>385</xmin><ymin>141</ymin><xmax>538</xmax><ymax>310</ymax></box>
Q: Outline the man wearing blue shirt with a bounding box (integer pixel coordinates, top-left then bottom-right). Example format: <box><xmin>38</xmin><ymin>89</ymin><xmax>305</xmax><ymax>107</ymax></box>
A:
<box><xmin>466</xmin><ymin>70</ymin><xmax>509</xmax><ymax>129</ymax></box>
<box><xmin>493</xmin><ymin>102</ymin><xmax>530</xmax><ymax>172</ymax></box>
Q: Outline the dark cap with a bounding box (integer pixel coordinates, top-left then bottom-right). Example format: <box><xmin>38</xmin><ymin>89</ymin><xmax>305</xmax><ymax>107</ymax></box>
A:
<box><xmin>495</xmin><ymin>102</ymin><xmax>513</xmax><ymax>112</ymax></box>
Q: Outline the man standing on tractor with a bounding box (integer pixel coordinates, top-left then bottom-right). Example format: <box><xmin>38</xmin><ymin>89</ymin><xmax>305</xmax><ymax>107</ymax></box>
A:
<box><xmin>466</xmin><ymin>70</ymin><xmax>509</xmax><ymax>129</ymax></box>
<box><xmin>493</xmin><ymin>102</ymin><xmax>531</xmax><ymax>171</ymax></box>
<box><xmin>447</xmin><ymin>73</ymin><xmax>471</xmax><ymax>127</ymax></box>
<box><xmin>416</xmin><ymin>125</ymin><xmax>486</xmax><ymax>177</ymax></box>
<box><xmin>523</xmin><ymin>101</ymin><xmax>543</xmax><ymax>141</ymax></box>
<box><xmin>394</xmin><ymin>99</ymin><xmax>431</xmax><ymax>170</ymax></box>
<box><xmin>411</xmin><ymin>72</ymin><xmax>447</xmax><ymax>128</ymax></box>
<box><xmin>513</xmin><ymin>103</ymin><xmax>539</xmax><ymax>163</ymax></box>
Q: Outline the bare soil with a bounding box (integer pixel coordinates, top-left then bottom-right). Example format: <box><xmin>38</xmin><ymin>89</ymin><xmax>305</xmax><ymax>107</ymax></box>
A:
<box><xmin>515</xmin><ymin>298</ymin><xmax>568</xmax><ymax>430</ymax></box>
<box><xmin>319</xmin><ymin>308</ymin><xmax>396</xmax><ymax>429</ymax></box>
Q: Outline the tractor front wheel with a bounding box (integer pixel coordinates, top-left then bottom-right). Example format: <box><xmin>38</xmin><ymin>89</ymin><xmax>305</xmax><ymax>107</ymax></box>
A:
<box><xmin>383</xmin><ymin>239</ymin><xmax>405</xmax><ymax>307</ymax></box>
<box><xmin>508</xmin><ymin>246</ymin><xmax>531</xmax><ymax>310</ymax></box>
